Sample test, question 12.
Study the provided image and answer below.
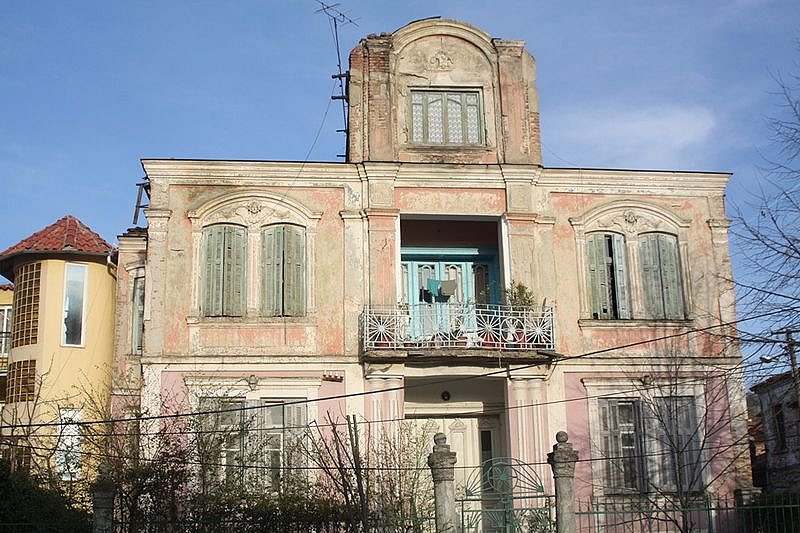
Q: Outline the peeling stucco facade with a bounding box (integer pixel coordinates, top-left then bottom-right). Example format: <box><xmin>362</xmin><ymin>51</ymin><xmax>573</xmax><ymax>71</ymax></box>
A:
<box><xmin>114</xmin><ymin>18</ymin><xmax>752</xmax><ymax>500</ymax></box>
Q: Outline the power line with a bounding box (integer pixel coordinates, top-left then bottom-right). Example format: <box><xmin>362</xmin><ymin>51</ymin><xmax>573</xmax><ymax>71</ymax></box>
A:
<box><xmin>0</xmin><ymin>307</ymin><xmax>780</xmax><ymax>434</ymax></box>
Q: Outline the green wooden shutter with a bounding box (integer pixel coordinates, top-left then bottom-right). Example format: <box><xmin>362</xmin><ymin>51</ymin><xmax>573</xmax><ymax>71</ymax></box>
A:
<box><xmin>283</xmin><ymin>226</ymin><xmax>306</xmax><ymax>317</ymax></box>
<box><xmin>611</xmin><ymin>234</ymin><xmax>631</xmax><ymax>319</ymax></box>
<box><xmin>203</xmin><ymin>226</ymin><xmax>225</xmax><ymax>316</ymax></box>
<box><xmin>657</xmin><ymin>234</ymin><xmax>684</xmax><ymax>319</ymax></box>
<box><xmin>639</xmin><ymin>234</ymin><xmax>664</xmax><ymax>319</ymax></box>
<box><xmin>586</xmin><ymin>234</ymin><xmax>610</xmax><ymax>319</ymax></box>
<box><xmin>221</xmin><ymin>226</ymin><xmax>246</xmax><ymax>316</ymax></box>
<box><xmin>262</xmin><ymin>226</ymin><xmax>284</xmax><ymax>316</ymax></box>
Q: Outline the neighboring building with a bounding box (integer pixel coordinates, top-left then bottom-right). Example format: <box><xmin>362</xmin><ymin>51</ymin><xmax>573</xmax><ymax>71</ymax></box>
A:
<box><xmin>752</xmin><ymin>372</ymin><xmax>800</xmax><ymax>492</ymax></box>
<box><xmin>0</xmin><ymin>284</ymin><xmax>12</xmax><ymax>404</ymax></box>
<box><xmin>0</xmin><ymin>215</ymin><xmax>116</xmax><ymax>479</ymax></box>
<box><xmin>114</xmin><ymin>17</ymin><xmax>751</xmax><ymax>508</ymax></box>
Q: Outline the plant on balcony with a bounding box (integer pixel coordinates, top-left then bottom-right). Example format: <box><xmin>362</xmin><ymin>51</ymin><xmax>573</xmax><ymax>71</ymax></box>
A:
<box><xmin>502</xmin><ymin>280</ymin><xmax>536</xmax><ymax>309</ymax></box>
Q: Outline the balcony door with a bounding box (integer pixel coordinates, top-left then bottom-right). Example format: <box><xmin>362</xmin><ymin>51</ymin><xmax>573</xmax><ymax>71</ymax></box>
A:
<box><xmin>401</xmin><ymin>248</ymin><xmax>499</xmax><ymax>340</ymax></box>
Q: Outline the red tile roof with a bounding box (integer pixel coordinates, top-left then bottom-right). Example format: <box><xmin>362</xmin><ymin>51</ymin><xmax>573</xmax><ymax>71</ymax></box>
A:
<box><xmin>0</xmin><ymin>216</ymin><xmax>115</xmax><ymax>259</ymax></box>
<box><xmin>0</xmin><ymin>283</ymin><xmax>12</xmax><ymax>291</ymax></box>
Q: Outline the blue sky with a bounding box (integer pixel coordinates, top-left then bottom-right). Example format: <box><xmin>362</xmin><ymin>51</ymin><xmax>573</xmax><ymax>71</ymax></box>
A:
<box><xmin>1</xmin><ymin>1</ymin><xmax>798</xmax><ymax>320</ymax></box>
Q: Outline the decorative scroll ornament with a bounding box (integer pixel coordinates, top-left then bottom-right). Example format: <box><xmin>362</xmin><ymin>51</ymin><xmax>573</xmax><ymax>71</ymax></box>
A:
<box><xmin>427</xmin><ymin>49</ymin><xmax>454</xmax><ymax>71</ymax></box>
<box><xmin>593</xmin><ymin>209</ymin><xmax>662</xmax><ymax>236</ymax></box>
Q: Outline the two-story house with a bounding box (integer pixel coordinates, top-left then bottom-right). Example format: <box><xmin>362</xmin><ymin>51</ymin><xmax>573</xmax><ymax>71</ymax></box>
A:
<box><xmin>114</xmin><ymin>17</ymin><xmax>751</xmax><ymax>505</ymax></box>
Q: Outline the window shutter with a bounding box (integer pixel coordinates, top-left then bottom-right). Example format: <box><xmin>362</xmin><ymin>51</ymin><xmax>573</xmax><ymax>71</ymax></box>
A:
<box><xmin>647</xmin><ymin>398</ymin><xmax>676</xmax><ymax>492</ymax></box>
<box><xmin>674</xmin><ymin>397</ymin><xmax>702</xmax><ymax>492</ymax></box>
<box><xmin>222</xmin><ymin>226</ymin><xmax>247</xmax><ymax>316</ymax></box>
<box><xmin>639</xmin><ymin>234</ymin><xmax>664</xmax><ymax>318</ymax></box>
<box><xmin>284</xmin><ymin>402</ymin><xmax>308</xmax><ymax>472</ymax></box>
<box><xmin>132</xmin><ymin>277</ymin><xmax>145</xmax><ymax>353</ymax></box>
<box><xmin>283</xmin><ymin>226</ymin><xmax>306</xmax><ymax>317</ymax></box>
<box><xmin>611</xmin><ymin>234</ymin><xmax>631</xmax><ymax>319</ymax></box>
<box><xmin>586</xmin><ymin>234</ymin><xmax>610</xmax><ymax>319</ymax></box>
<box><xmin>203</xmin><ymin>226</ymin><xmax>225</xmax><ymax>316</ymax></box>
<box><xmin>657</xmin><ymin>234</ymin><xmax>684</xmax><ymax>319</ymax></box>
<box><xmin>262</xmin><ymin>226</ymin><xmax>284</xmax><ymax>316</ymax></box>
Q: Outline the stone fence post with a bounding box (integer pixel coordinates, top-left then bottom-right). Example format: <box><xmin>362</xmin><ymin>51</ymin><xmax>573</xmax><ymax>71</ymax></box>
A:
<box><xmin>92</xmin><ymin>462</ymin><xmax>115</xmax><ymax>533</ymax></box>
<box><xmin>548</xmin><ymin>431</ymin><xmax>579</xmax><ymax>533</ymax></box>
<box><xmin>428</xmin><ymin>432</ymin><xmax>460</xmax><ymax>533</ymax></box>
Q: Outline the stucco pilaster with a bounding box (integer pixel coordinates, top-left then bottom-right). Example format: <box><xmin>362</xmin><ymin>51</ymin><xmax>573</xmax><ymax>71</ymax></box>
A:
<box><xmin>143</xmin><ymin>208</ymin><xmax>172</xmax><ymax>358</ymax></box>
<box><xmin>365</xmin><ymin>208</ymin><xmax>400</xmax><ymax>306</ymax></box>
<box><xmin>708</xmin><ymin>218</ymin><xmax>735</xmax><ymax>325</ymax></box>
<box><xmin>341</xmin><ymin>209</ymin><xmax>367</xmax><ymax>355</ymax></box>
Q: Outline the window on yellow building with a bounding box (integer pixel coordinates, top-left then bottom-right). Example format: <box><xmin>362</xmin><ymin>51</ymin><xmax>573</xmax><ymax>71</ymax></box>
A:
<box><xmin>11</xmin><ymin>262</ymin><xmax>41</xmax><ymax>348</ymax></box>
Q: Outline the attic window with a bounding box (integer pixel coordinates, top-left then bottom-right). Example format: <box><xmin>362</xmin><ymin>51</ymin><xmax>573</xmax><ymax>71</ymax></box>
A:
<box><xmin>410</xmin><ymin>89</ymin><xmax>483</xmax><ymax>145</ymax></box>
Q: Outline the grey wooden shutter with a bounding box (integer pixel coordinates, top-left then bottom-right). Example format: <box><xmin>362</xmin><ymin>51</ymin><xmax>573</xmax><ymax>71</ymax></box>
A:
<box><xmin>586</xmin><ymin>234</ymin><xmax>611</xmax><ymax>319</ymax></box>
<box><xmin>657</xmin><ymin>234</ymin><xmax>684</xmax><ymax>319</ymax></box>
<box><xmin>222</xmin><ymin>226</ymin><xmax>246</xmax><ymax>316</ymax></box>
<box><xmin>262</xmin><ymin>226</ymin><xmax>284</xmax><ymax>316</ymax></box>
<box><xmin>285</xmin><ymin>402</ymin><xmax>308</xmax><ymax>474</ymax></box>
<box><xmin>203</xmin><ymin>226</ymin><xmax>225</xmax><ymax>316</ymax></box>
<box><xmin>639</xmin><ymin>234</ymin><xmax>663</xmax><ymax>318</ymax></box>
<box><xmin>611</xmin><ymin>234</ymin><xmax>631</xmax><ymax>319</ymax></box>
<box><xmin>283</xmin><ymin>225</ymin><xmax>306</xmax><ymax>317</ymax></box>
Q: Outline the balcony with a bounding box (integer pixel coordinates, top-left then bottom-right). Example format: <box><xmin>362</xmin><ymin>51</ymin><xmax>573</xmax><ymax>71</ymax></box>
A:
<box><xmin>361</xmin><ymin>303</ymin><xmax>555</xmax><ymax>352</ymax></box>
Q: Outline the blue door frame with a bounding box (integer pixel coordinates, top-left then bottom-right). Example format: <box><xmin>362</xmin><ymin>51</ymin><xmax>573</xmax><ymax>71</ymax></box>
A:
<box><xmin>401</xmin><ymin>247</ymin><xmax>501</xmax><ymax>339</ymax></box>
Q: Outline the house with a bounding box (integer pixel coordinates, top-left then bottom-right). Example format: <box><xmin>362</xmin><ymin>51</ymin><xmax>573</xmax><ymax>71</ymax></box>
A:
<box><xmin>751</xmin><ymin>371</ymin><xmax>800</xmax><ymax>492</ymax></box>
<box><xmin>114</xmin><ymin>17</ymin><xmax>752</xmax><ymax>510</ymax></box>
<box><xmin>0</xmin><ymin>215</ymin><xmax>116</xmax><ymax>479</ymax></box>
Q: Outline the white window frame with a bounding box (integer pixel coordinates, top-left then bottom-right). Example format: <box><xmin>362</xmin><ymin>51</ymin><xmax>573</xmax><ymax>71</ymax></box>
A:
<box><xmin>57</xmin><ymin>407</ymin><xmax>82</xmax><ymax>481</ymax></box>
<box><xmin>61</xmin><ymin>263</ymin><xmax>87</xmax><ymax>347</ymax></box>
<box><xmin>185</xmin><ymin>375</ymin><xmax>319</xmax><ymax>489</ymax></box>
<box><xmin>0</xmin><ymin>305</ymin><xmax>11</xmax><ymax>356</ymax></box>
<box><xmin>409</xmin><ymin>88</ymin><xmax>484</xmax><ymax>146</ymax></box>
<box><xmin>570</xmin><ymin>201</ymin><xmax>692</xmax><ymax>321</ymax></box>
<box><xmin>583</xmin><ymin>378</ymin><xmax>707</xmax><ymax>497</ymax></box>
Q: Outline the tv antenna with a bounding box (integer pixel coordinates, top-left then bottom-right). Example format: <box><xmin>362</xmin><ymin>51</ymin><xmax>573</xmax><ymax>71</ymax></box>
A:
<box><xmin>315</xmin><ymin>1</ymin><xmax>357</xmax><ymax>159</ymax></box>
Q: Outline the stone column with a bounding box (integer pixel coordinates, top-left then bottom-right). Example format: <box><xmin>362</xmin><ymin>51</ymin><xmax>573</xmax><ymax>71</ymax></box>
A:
<box><xmin>92</xmin><ymin>463</ymin><xmax>114</xmax><ymax>533</ymax></box>
<box><xmin>428</xmin><ymin>433</ymin><xmax>460</xmax><ymax>533</ymax></box>
<box><xmin>547</xmin><ymin>431</ymin><xmax>579</xmax><ymax>533</ymax></box>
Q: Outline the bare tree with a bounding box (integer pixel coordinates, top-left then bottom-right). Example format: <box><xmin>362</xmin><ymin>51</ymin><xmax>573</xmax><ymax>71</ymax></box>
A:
<box><xmin>587</xmin><ymin>344</ymin><xmax>751</xmax><ymax>533</ymax></box>
<box><xmin>732</xmin><ymin>63</ymin><xmax>800</xmax><ymax>343</ymax></box>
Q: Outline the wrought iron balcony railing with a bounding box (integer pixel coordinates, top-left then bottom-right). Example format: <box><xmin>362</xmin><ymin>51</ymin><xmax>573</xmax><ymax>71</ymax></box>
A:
<box><xmin>361</xmin><ymin>303</ymin><xmax>555</xmax><ymax>351</ymax></box>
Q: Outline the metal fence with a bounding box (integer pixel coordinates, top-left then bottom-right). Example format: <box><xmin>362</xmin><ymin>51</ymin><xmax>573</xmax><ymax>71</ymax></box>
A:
<box><xmin>362</xmin><ymin>303</ymin><xmax>555</xmax><ymax>351</ymax></box>
<box><xmin>576</xmin><ymin>494</ymin><xmax>800</xmax><ymax>533</ymax></box>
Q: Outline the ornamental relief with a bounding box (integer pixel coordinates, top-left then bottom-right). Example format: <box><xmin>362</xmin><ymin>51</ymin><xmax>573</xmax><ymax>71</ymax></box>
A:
<box><xmin>584</xmin><ymin>209</ymin><xmax>675</xmax><ymax>236</ymax></box>
<box><xmin>200</xmin><ymin>200</ymin><xmax>301</xmax><ymax>229</ymax></box>
<box><xmin>427</xmin><ymin>49</ymin><xmax>454</xmax><ymax>71</ymax></box>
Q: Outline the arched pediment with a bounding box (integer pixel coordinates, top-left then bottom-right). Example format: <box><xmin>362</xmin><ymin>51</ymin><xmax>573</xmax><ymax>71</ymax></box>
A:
<box><xmin>188</xmin><ymin>190</ymin><xmax>322</xmax><ymax>229</ymax></box>
<box><xmin>569</xmin><ymin>200</ymin><xmax>691</xmax><ymax>236</ymax></box>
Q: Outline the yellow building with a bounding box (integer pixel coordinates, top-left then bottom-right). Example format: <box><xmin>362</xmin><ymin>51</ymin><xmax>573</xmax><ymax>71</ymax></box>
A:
<box><xmin>0</xmin><ymin>215</ymin><xmax>116</xmax><ymax>479</ymax></box>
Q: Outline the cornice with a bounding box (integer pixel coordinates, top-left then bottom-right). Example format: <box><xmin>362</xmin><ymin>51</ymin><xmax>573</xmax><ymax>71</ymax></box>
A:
<box><xmin>141</xmin><ymin>159</ymin><xmax>360</xmax><ymax>183</ymax></box>
<box><xmin>539</xmin><ymin>167</ymin><xmax>731</xmax><ymax>194</ymax></box>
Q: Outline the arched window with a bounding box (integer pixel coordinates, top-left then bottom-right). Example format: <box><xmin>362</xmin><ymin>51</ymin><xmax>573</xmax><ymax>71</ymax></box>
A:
<box><xmin>202</xmin><ymin>224</ymin><xmax>247</xmax><ymax>317</ymax></box>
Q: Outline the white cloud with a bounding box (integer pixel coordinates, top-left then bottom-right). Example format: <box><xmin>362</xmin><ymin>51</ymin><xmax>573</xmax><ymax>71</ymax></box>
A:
<box><xmin>543</xmin><ymin>103</ymin><xmax>717</xmax><ymax>170</ymax></box>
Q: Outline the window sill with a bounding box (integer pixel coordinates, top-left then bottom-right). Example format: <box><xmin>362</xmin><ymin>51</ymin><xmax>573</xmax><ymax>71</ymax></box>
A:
<box><xmin>405</xmin><ymin>144</ymin><xmax>491</xmax><ymax>152</ymax></box>
<box><xmin>579</xmin><ymin>318</ymin><xmax>693</xmax><ymax>329</ymax></box>
<box><xmin>187</xmin><ymin>315</ymin><xmax>316</xmax><ymax>327</ymax></box>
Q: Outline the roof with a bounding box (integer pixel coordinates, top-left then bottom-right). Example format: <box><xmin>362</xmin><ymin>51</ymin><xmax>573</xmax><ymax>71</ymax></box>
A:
<box><xmin>751</xmin><ymin>371</ymin><xmax>795</xmax><ymax>393</ymax></box>
<box><xmin>0</xmin><ymin>215</ymin><xmax>115</xmax><ymax>259</ymax></box>
<box><xmin>0</xmin><ymin>284</ymin><xmax>12</xmax><ymax>291</ymax></box>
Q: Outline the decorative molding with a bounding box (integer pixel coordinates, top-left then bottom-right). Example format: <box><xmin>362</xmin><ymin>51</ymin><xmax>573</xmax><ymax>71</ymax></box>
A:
<box><xmin>426</xmin><ymin>49</ymin><xmax>454</xmax><ymax>71</ymax></box>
